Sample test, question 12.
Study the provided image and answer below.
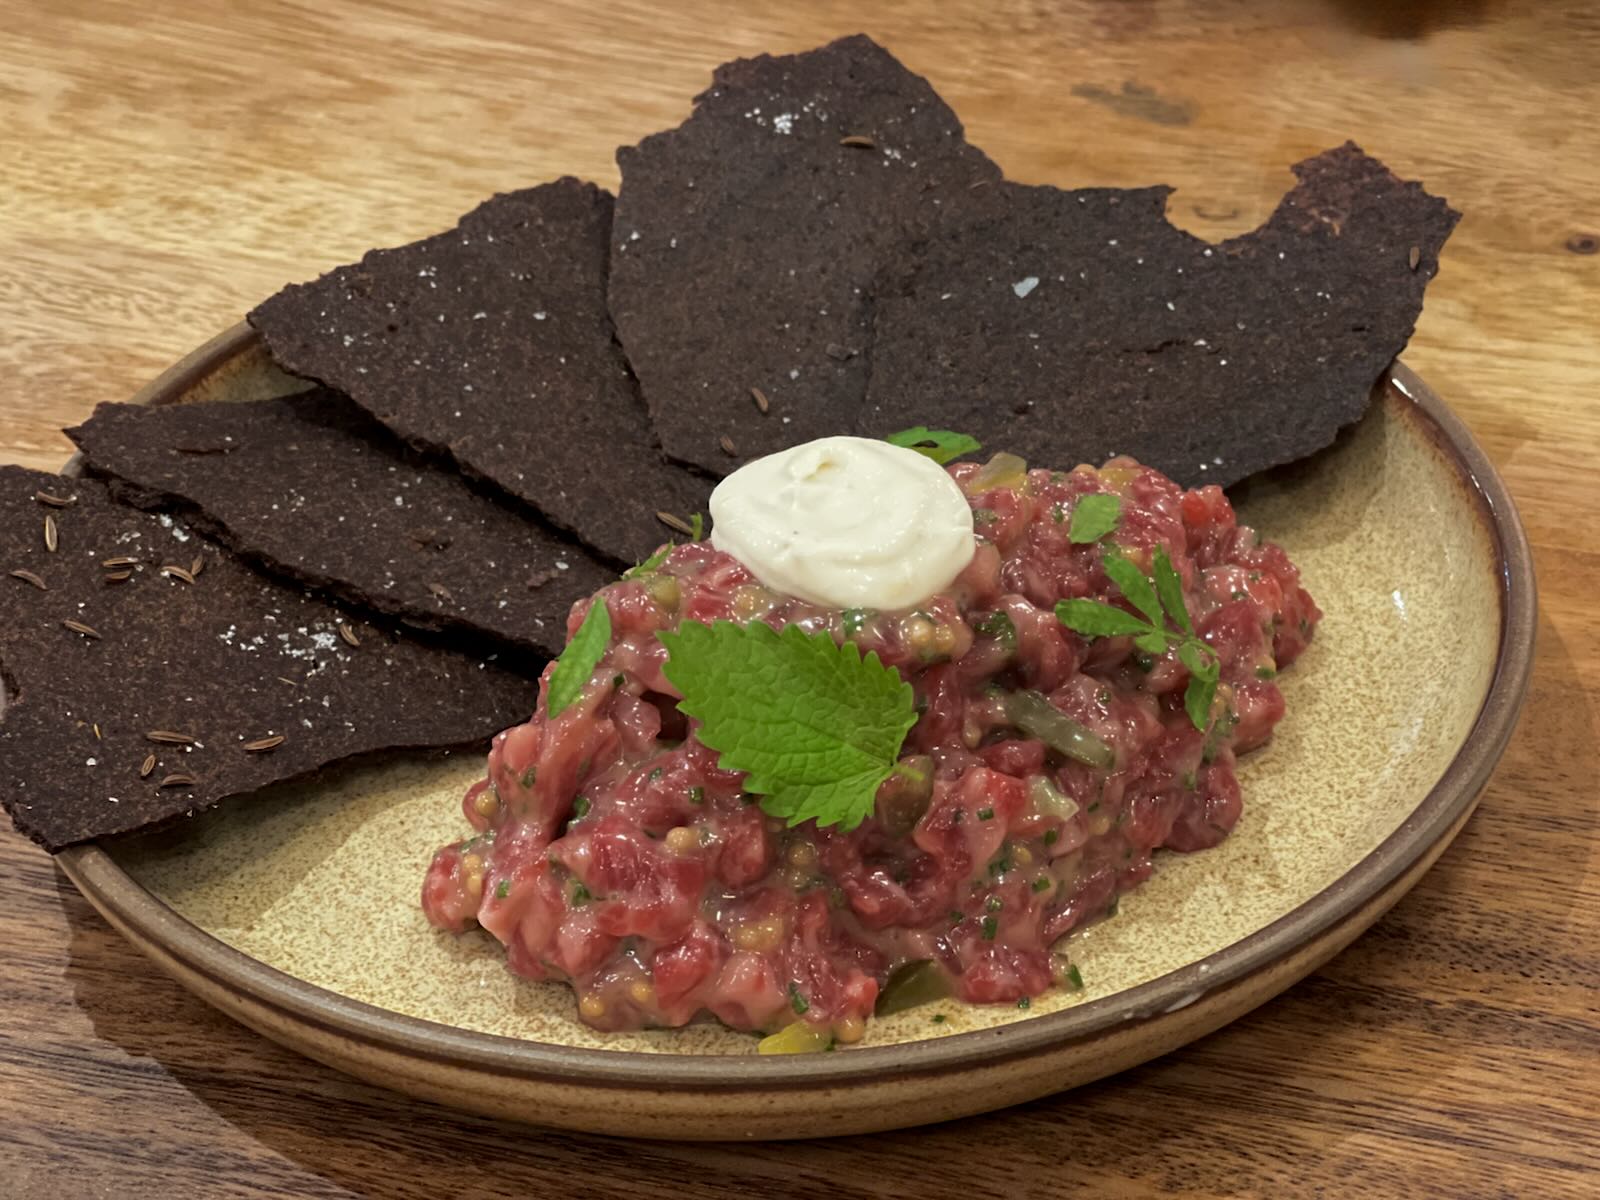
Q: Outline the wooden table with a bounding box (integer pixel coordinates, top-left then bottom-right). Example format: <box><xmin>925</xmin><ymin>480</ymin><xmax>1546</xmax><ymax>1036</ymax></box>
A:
<box><xmin>2</xmin><ymin>2</ymin><xmax>1596</xmax><ymax>1195</ymax></box>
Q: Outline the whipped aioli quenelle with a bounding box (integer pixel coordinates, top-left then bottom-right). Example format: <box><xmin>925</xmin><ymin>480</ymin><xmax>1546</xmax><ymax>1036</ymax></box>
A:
<box><xmin>708</xmin><ymin>436</ymin><xmax>977</xmax><ymax>610</ymax></box>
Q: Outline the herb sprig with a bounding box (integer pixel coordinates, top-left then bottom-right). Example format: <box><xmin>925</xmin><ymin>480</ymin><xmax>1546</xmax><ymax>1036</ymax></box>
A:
<box><xmin>1067</xmin><ymin>493</ymin><xmax>1122</xmax><ymax>544</ymax></box>
<box><xmin>546</xmin><ymin>599</ymin><xmax>612</xmax><ymax>719</ymax></box>
<box><xmin>885</xmin><ymin>427</ymin><xmax>982</xmax><ymax>464</ymax></box>
<box><xmin>1055</xmin><ymin>547</ymin><xmax>1220</xmax><ymax>731</ymax></box>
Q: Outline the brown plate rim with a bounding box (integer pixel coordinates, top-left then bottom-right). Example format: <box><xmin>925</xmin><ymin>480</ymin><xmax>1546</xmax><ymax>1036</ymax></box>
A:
<box><xmin>57</xmin><ymin>326</ymin><xmax>1537</xmax><ymax>1091</ymax></box>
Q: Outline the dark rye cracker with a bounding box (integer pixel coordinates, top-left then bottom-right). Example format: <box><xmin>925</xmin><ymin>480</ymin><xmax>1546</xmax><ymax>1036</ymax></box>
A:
<box><xmin>609</xmin><ymin>34</ymin><xmax>1000</xmax><ymax>475</ymax></box>
<box><xmin>248</xmin><ymin>178</ymin><xmax>707</xmax><ymax>565</ymax></box>
<box><xmin>66</xmin><ymin>389</ymin><xmax>611</xmax><ymax>658</ymax></box>
<box><xmin>861</xmin><ymin>143</ymin><xmax>1459</xmax><ymax>488</ymax></box>
<box><xmin>0</xmin><ymin>467</ymin><xmax>537</xmax><ymax>852</ymax></box>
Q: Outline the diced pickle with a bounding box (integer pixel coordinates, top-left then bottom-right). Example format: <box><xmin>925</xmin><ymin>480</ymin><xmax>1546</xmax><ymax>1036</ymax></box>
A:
<box><xmin>646</xmin><ymin>574</ymin><xmax>681</xmax><ymax>611</ymax></box>
<box><xmin>1027</xmin><ymin>774</ymin><xmax>1079</xmax><ymax>820</ymax></box>
<box><xmin>876</xmin><ymin>755</ymin><xmax>935</xmax><ymax>836</ymax></box>
<box><xmin>875</xmin><ymin>959</ymin><xmax>954</xmax><ymax>1016</ymax></box>
<box><xmin>1003</xmin><ymin>690</ymin><xmax>1115</xmax><ymax>770</ymax></box>
<box><xmin>966</xmin><ymin>452</ymin><xmax>1028</xmax><ymax>495</ymax></box>
<box><xmin>758</xmin><ymin>1021</ymin><xmax>833</xmax><ymax>1055</ymax></box>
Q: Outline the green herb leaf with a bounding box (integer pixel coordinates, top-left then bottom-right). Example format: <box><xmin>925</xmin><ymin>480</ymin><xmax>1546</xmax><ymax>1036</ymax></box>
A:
<box><xmin>689</xmin><ymin>512</ymin><xmax>705</xmax><ymax>542</ymax></box>
<box><xmin>623</xmin><ymin>544</ymin><xmax>672</xmax><ymax>579</ymax></box>
<box><xmin>1182</xmin><ymin>644</ymin><xmax>1220</xmax><ymax>732</ymax></box>
<box><xmin>1133</xmin><ymin>630</ymin><xmax>1170</xmax><ymax>655</ymax></box>
<box><xmin>546</xmin><ymin>600</ymin><xmax>612</xmax><ymax>719</ymax></box>
<box><xmin>658</xmin><ymin>620</ymin><xmax>917</xmax><ymax>831</ymax></box>
<box><xmin>1068</xmin><ymin>493</ymin><xmax>1122</xmax><ymax>544</ymax></box>
<box><xmin>1054</xmin><ymin>599</ymin><xmax>1152</xmax><ymax>639</ymax></box>
<box><xmin>972</xmin><ymin>610</ymin><xmax>1018</xmax><ymax>653</ymax></box>
<box><xmin>884</xmin><ymin>427</ymin><xmax>982</xmax><ymax>464</ymax></box>
<box><xmin>1101</xmin><ymin>551</ymin><xmax>1163</xmax><ymax>627</ymax></box>
<box><xmin>1151</xmin><ymin>548</ymin><xmax>1192</xmax><ymax>635</ymax></box>
<box><xmin>1177</xmin><ymin>640</ymin><xmax>1214</xmax><ymax>678</ymax></box>
<box><xmin>1059</xmin><ymin>551</ymin><xmax>1221</xmax><ymax>734</ymax></box>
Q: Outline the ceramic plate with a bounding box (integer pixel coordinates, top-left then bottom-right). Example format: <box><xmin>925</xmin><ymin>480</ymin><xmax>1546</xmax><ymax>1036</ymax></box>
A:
<box><xmin>55</xmin><ymin>325</ymin><xmax>1534</xmax><ymax>1138</ymax></box>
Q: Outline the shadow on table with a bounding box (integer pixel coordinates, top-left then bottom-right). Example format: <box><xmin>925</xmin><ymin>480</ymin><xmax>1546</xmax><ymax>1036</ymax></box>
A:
<box><xmin>52</xmin><ymin>613</ymin><xmax>1593</xmax><ymax>1200</ymax></box>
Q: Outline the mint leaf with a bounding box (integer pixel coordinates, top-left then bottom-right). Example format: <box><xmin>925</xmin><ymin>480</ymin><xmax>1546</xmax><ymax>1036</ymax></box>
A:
<box><xmin>1068</xmin><ymin>494</ymin><xmax>1121</xmax><ymax>544</ymax></box>
<box><xmin>885</xmin><ymin>427</ymin><xmax>982</xmax><ymax>465</ymax></box>
<box><xmin>659</xmin><ymin>620</ymin><xmax>916</xmax><ymax>830</ymax></box>
<box><xmin>1054</xmin><ymin>599</ymin><xmax>1152</xmax><ymax>639</ymax></box>
<box><xmin>546</xmin><ymin>599</ymin><xmax>611</xmax><ymax>718</ymax></box>
<box><xmin>1101</xmin><ymin>551</ymin><xmax>1163</xmax><ymax>628</ymax></box>
<box><xmin>1152</xmin><ymin>548</ymin><xmax>1191</xmax><ymax>635</ymax></box>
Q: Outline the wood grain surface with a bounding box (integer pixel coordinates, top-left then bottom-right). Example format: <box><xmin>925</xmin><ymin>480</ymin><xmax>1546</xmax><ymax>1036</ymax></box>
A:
<box><xmin>2</xmin><ymin>1</ymin><xmax>1596</xmax><ymax>1196</ymax></box>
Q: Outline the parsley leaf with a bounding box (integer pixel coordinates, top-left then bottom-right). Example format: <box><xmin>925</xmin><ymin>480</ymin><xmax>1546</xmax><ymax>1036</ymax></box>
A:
<box><xmin>1055</xmin><ymin>546</ymin><xmax>1221</xmax><ymax>732</ymax></box>
<box><xmin>1179</xmin><ymin>639</ymin><xmax>1220</xmax><ymax>730</ymax></box>
<box><xmin>1068</xmin><ymin>494</ymin><xmax>1122</xmax><ymax>544</ymax></box>
<box><xmin>1053</xmin><ymin>599</ymin><xmax>1151</xmax><ymax>639</ymax></box>
<box><xmin>1102</xmin><ymin>551</ymin><xmax>1162</xmax><ymax>627</ymax></box>
<box><xmin>546</xmin><ymin>600</ymin><xmax>611</xmax><ymax>719</ymax></box>
<box><xmin>659</xmin><ymin>620</ymin><xmax>917</xmax><ymax>831</ymax></box>
<box><xmin>623</xmin><ymin>544</ymin><xmax>672</xmax><ymax>578</ymax></box>
<box><xmin>1152</xmin><ymin>550</ymin><xmax>1191</xmax><ymax>635</ymax></box>
<box><xmin>885</xmin><ymin>427</ymin><xmax>982</xmax><ymax>464</ymax></box>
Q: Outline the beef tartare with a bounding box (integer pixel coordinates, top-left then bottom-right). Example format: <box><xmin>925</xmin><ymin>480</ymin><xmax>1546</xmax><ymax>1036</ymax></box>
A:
<box><xmin>422</xmin><ymin>450</ymin><xmax>1320</xmax><ymax>1050</ymax></box>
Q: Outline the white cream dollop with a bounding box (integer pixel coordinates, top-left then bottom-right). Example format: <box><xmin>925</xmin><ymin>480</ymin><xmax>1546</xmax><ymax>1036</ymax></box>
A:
<box><xmin>708</xmin><ymin>436</ymin><xmax>976</xmax><ymax>610</ymax></box>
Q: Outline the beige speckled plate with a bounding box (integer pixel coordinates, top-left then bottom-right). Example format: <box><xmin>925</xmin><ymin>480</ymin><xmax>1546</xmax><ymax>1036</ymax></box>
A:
<box><xmin>55</xmin><ymin>325</ymin><xmax>1534</xmax><ymax>1139</ymax></box>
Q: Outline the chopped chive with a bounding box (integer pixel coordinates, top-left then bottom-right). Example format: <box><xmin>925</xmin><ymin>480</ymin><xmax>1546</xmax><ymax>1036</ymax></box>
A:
<box><xmin>1255</xmin><ymin>665</ymin><xmax>1277</xmax><ymax>679</ymax></box>
<box><xmin>931</xmin><ymin>1014</ymin><xmax>947</xmax><ymax>1024</ymax></box>
<box><xmin>495</xmin><ymin>879</ymin><xmax>510</xmax><ymax>900</ymax></box>
<box><xmin>1031</xmin><ymin>877</ymin><xmax>1051</xmax><ymax>893</ymax></box>
<box><xmin>688</xmin><ymin>785</ymin><xmax>705</xmax><ymax>805</ymax></box>
<box><xmin>571</xmin><ymin>883</ymin><xmax>592</xmax><ymax>905</ymax></box>
<box><xmin>648</xmin><ymin>766</ymin><xmax>665</xmax><ymax>781</ymax></box>
<box><xmin>977</xmin><ymin>806</ymin><xmax>995</xmax><ymax>821</ymax></box>
<box><xmin>788</xmin><ymin>981</ymin><xmax>810</xmax><ymax>1015</ymax></box>
<box><xmin>519</xmin><ymin>765</ymin><xmax>537</xmax><ymax>789</ymax></box>
<box><xmin>981</xmin><ymin>915</ymin><xmax>998</xmax><ymax>940</ymax></box>
<box><xmin>1043</xmin><ymin>829</ymin><xmax>1059</xmax><ymax>846</ymax></box>
<box><xmin>1016</xmin><ymin>996</ymin><xmax>1031</xmax><ymax>1010</ymax></box>
<box><xmin>985</xmin><ymin>894</ymin><xmax>1003</xmax><ymax>913</ymax></box>
<box><xmin>572</xmin><ymin>795</ymin><xmax>591</xmax><ymax>819</ymax></box>
<box><xmin>1065</xmin><ymin>964</ymin><xmax>1085</xmax><ymax>991</ymax></box>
